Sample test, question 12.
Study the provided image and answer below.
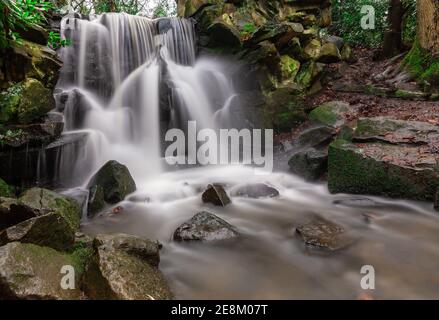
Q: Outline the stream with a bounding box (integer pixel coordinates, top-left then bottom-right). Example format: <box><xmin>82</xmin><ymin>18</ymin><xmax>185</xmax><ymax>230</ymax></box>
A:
<box><xmin>55</xmin><ymin>13</ymin><xmax>439</xmax><ymax>299</ymax></box>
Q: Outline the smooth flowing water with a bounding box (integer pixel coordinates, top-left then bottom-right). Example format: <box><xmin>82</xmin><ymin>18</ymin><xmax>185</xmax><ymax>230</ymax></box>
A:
<box><xmin>55</xmin><ymin>13</ymin><xmax>439</xmax><ymax>299</ymax></box>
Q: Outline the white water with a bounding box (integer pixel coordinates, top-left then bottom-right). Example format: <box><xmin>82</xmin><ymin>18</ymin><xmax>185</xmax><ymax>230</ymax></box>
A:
<box><xmin>56</xmin><ymin>13</ymin><xmax>439</xmax><ymax>299</ymax></box>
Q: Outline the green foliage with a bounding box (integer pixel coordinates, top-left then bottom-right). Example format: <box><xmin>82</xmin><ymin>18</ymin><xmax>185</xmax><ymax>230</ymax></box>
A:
<box><xmin>0</xmin><ymin>0</ymin><xmax>53</xmax><ymax>49</ymax></box>
<box><xmin>47</xmin><ymin>31</ymin><xmax>71</xmax><ymax>49</ymax></box>
<box><xmin>330</xmin><ymin>0</ymin><xmax>389</xmax><ymax>48</ymax></box>
<box><xmin>330</xmin><ymin>0</ymin><xmax>417</xmax><ymax>48</ymax></box>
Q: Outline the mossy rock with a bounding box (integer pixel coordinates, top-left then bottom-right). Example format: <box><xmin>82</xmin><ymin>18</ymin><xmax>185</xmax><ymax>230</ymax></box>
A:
<box><xmin>288</xmin><ymin>147</ymin><xmax>328</xmax><ymax>181</ymax></box>
<box><xmin>0</xmin><ymin>178</ymin><xmax>13</xmax><ymax>198</ymax></box>
<box><xmin>19</xmin><ymin>188</ymin><xmax>81</xmax><ymax>232</ymax></box>
<box><xmin>87</xmin><ymin>160</ymin><xmax>136</xmax><ymax>216</ymax></box>
<box><xmin>328</xmin><ymin>139</ymin><xmax>439</xmax><ymax>201</ymax></box>
<box><xmin>278</xmin><ymin>55</ymin><xmax>300</xmax><ymax>81</ymax></box>
<box><xmin>82</xmin><ymin>233</ymin><xmax>172</xmax><ymax>300</ymax></box>
<box><xmin>308</xmin><ymin>101</ymin><xmax>351</xmax><ymax>127</ymax></box>
<box><xmin>295</xmin><ymin>61</ymin><xmax>324</xmax><ymax>88</ymax></box>
<box><xmin>0</xmin><ymin>78</ymin><xmax>55</xmax><ymax>125</ymax></box>
<box><xmin>303</xmin><ymin>39</ymin><xmax>321</xmax><ymax>60</ymax></box>
<box><xmin>394</xmin><ymin>89</ymin><xmax>429</xmax><ymax>100</ymax></box>
<box><xmin>318</xmin><ymin>42</ymin><xmax>341</xmax><ymax>63</ymax></box>
<box><xmin>0</xmin><ymin>242</ymin><xmax>83</xmax><ymax>299</ymax></box>
<box><xmin>0</xmin><ymin>212</ymin><xmax>75</xmax><ymax>252</ymax></box>
<box><xmin>265</xmin><ymin>87</ymin><xmax>307</xmax><ymax>131</ymax></box>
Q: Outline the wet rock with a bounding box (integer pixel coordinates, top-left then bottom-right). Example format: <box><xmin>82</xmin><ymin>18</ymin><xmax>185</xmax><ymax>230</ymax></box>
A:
<box><xmin>308</xmin><ymin>101</ymin><xmax>352</xmax><ymax>128</ymax></box>
<box><xmin>19</xmin><ymin>188</ymin><xmax>81</xmax><ymax>232</ymax></box>
<box><xmin>0</xmin><ymin>242</ymin><xmax>83</xmax><ymax>300</ymax></box>
<box><xmin>295</xmin><ymin>217</ymin><xmax>350</xmax><ymax>251</ymax></box>
<box><xmin>0</xmin><ymin>212</ymin><xmax>75</xmax><ymax>251</ymax></box>
<box><xmin>202</xmin><ymin>184</ymin><xmax>231</xmax><ymax>207</ymax></box>
<box><xmin>82</xmin><ymin>233</ymin><xmax>172</xmax><ymax>300</ymax></box>
<box><xmin>87</xmin><ymin>160</ymin><xmax>137</xmax><ymax>216</ymax></box>
<box><xmin>288</xmin><ymin>148</ymin><xmax>328</xmax><ymax>181</ymax></box>
<box><xmin>233</xmin><ymin>183</ymin><xmax>279</xmax><ymax>198</ymax></box>
<box><xmin>87</xmin><ymin>185</ymin><xmax>105</xmax><ymax>218</ymax></box>
<box><xmin>173</xmin><ymin>211</ymin><xmax>239</xmax><ymax>242</ymax></box>
<box><xmin>0</xmin><ymin>131</ymin><xmax>89</xmax><ymax>187</ymax></box>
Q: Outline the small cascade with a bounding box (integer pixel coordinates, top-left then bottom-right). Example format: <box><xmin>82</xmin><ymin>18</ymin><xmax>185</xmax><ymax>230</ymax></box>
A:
<box><xmin>56</xmin><ymin>13</ymin><xmax>237</xmax><ymax>187</ymax></box>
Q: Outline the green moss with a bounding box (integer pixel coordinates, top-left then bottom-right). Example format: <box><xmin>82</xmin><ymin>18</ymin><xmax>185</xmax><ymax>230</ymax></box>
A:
<box><xmin>0</xmin><ymin>178</ymin><xmax>13</xmax><ymax>197</ymax></box>
<box><xmin>70</xmin><ymin>242</ymin><xmax>94</xmax><ymax>277</ymax></box>
<box><xmin>309</xmin><ymin>105</ymin><xmax>337</xmax><ymax>126</ymax></box>
<box><xmin>402</xmin><ymin>39</ymin><xmax>439</xmax><ymax>89</ymax></box>
<box><xmin>328</xmin><ymin>140</ymin><xmax>439</xmax><ymax>200</ymax></box>
<box><xmin>279</xmin><ymin>55</ymin><xmax>300</xmax><ymax>80</ymax></box>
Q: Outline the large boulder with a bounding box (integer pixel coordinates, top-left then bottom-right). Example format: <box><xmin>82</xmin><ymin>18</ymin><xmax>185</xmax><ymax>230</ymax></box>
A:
<box><xmin>87</xmin><ymin>160</ymin><xmax>137</xmax><ymax>217</ymax></box>
<box><xmin>82</xmin><ymin>233</ymin><xmax>172</xmax><ymax>300</ymax></box>
<box><xmin>202</xmin><ymin>184</ymin><xmax>231</xmax><ymax>207</ymax></box>
<box><xmin>0</xmin><ymin>78</ymin><xmax>55</xmax><ymax>124</ymax></box>
<box><xmin>328</xmin><ymin>119</ymin><xmax>439</xmax><ymax>201</ymax></box>
<box><xmin>0</xmin><ymin>242</ymin><xmax>83</xmax><ymax>299</ymax></box>
<box><xmin>0</xmin><ymin>212</ymin><xmax>75</xmax><ymax>251</ymax></box>
<box><xmin>19</xmin><ymin>188</ymin><xmax>81</xmax><ymax>232</ymax></box>
<box><xmin>173</xmin><ymin>211</ymin><xmax>239</xmax><ymax>241</ymax></box>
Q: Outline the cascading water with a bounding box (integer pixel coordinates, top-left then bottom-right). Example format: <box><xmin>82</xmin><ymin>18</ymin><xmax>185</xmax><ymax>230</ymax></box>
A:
<box><xmin>54</xmin><ymin>13</ymin><xmax>439</xmax><ymax>299</ymax></box>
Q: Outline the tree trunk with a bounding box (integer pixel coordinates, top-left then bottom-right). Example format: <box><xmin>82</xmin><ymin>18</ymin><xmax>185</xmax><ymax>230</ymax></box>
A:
<box><xmin>382</xmin><ymin>0</ymin><xmax>403</xmax><ymax>58</ymax></box>
<box><xmin>417</xmin><ymin>0</ymin><xmax>439</xmax><ymax>55</ymax></box>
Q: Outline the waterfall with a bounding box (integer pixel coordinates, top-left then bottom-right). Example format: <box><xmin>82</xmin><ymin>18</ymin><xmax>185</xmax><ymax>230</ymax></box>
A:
<box><xmin>55</xmin><ymin>13</ymin><xmax>236</xmax><ymax>187</ymax></box>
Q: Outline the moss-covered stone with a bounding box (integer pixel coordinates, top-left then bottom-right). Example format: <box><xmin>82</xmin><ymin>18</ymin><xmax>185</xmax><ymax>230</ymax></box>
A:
<box><xmin>87</xmin><ymin>160</ymin><xmax>136</xmax><ymax>207</ymax></box>
<box><xmin>318</xmin><ymin>42</ymin><xmax>341</xmax><ymax>63</ymax></box>
<box><xmin>303</xmin><ymin>39</ymin><xmax>321</xmax><ymax>60</ymax></box>
<box><xmin>278</xmin><ymin>55</ymin><xmax>300</xmax><ymax>80</ymax></box>
<box><xmin>19</xmin><ymin>188</ymin><xmax>81</xmax><ymax>232</ymax></box>
<box><xmin>0</xmin><ymin>242</ymin><xmax>83</xmax><ymax>299</ymax></box>
<box><xmin>0</xmin><ymin>78</ymin><xmax>55</xmax><ymax>125</ymax></box>
<box><xmin>295</xmin><ymin>61</ymin><xmax>324</xmax><ymax>88</ymax></box>
<box><xmin>82</xmin><ymin>233</ymin><xmax>173</xmax><ymax>300</ymax></box>
<box><xmin>308</xmin><ymin>101</ymin><xmax>351</xmax><ymax>127</ymax></box>
<box><xmin>0</xmin><ymin>212</ymin><xmax>75</xmax><ymax>251</ymax></box>
<box><xmin>328</xmin><ymin>139</ymin><xmax>439</xmax><ymax>201</ymax></box>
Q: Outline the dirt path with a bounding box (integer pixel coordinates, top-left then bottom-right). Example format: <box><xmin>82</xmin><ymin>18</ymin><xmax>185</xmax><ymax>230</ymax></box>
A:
<box><xmin>306</xmin><ymin>48</ymin><xmax>439</xmax><ymax>124</ymax></box>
